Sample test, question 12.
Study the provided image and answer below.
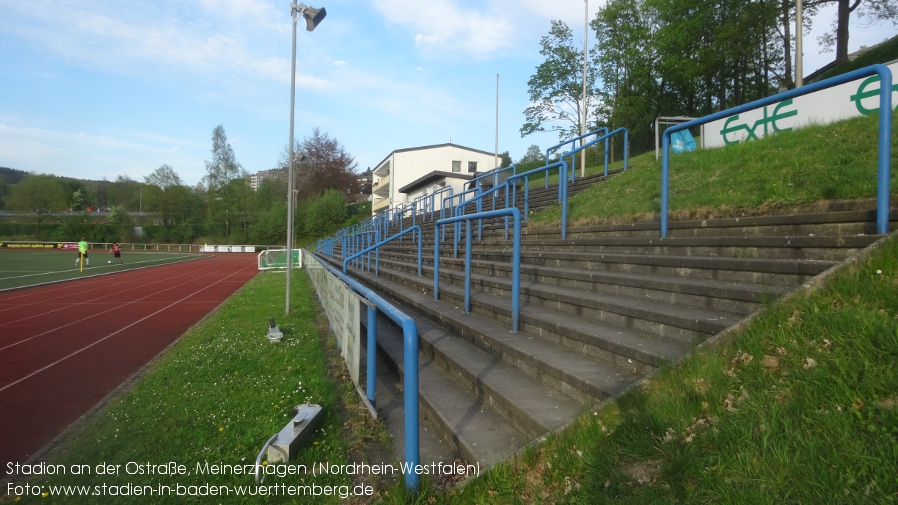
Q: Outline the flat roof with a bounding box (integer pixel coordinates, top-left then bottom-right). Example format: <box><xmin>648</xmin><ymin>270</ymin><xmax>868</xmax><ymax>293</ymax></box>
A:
<box><xmin>398</xmin><ymin>170</ymin><xmax>473</xmax><ymax>194</ymax></box>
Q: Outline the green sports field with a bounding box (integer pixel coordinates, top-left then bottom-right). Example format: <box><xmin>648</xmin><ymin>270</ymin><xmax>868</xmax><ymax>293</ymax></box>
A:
<box><xmin>0</xmin><ymin>249</ymin><xmax>209</xmax><ymax>291</ymax></box>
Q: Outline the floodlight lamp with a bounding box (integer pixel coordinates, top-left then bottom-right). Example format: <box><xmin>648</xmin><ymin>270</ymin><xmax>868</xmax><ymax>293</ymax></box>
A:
<box><xmin>296</xmin><ymin>3</ymin><xmax>326</xmax><ymax>32</ymax></box>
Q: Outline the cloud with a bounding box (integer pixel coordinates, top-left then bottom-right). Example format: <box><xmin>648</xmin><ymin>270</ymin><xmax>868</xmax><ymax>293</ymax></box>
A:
<box><xmin>373</xmin><ymin>0</ymin><xmax>516</xmax><ymax>57</ymax></box>
<box><xmin>0</xmin><ymin>121</ymin><xmax>204</xmax><ymax>181</ymax></box>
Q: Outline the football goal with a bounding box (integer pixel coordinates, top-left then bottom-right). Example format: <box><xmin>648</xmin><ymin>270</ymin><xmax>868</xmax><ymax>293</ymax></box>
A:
<box><xmin>257</xmin><ymin>249</ymin><xmax>302</xmax><ymax>271</ymax></box>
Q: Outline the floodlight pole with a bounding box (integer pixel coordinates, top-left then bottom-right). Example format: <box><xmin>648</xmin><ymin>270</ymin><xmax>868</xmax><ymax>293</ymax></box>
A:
<box><xmin>580</xmin><ymin>0</ymin><xmax>588</xmax><ymax>176</ymax></box>
<box><xmin>286</xmin><ymin>1</ymin><xmax>326</xmax><ymax>316</ymax></box>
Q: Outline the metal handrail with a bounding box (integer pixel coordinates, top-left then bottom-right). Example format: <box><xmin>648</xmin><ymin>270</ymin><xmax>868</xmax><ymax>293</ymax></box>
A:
<box><xmin>661</xmin><ymin>63</ymin><xmax>892</xmax><ymax>237</ymax></box>
<box><xmin>505</xmin><ymin>161</ymin><xmax>570</xmax><ymax>240</ymax></box>
<box><xmin>307</xmin><ymin>252</ymin><xmax>420</xmax><ymax>491</ymax></box>
<box><xmin>563</xmin><ymin>127</ymin><xmax>629</xmax><ymax>177</ymax></box>
<box><xmin>434</xmin><ymin>208</ymin><xmax>522</xmax><ymax>332</ymax></box>
<box><xmin>546</xmin><ymin>127</ymin><xmax>609</xmax><ymax>183</ymax></box>
<box><xmin>343</xmin><ymin>225</ymin><xmax>422</xmax><ymax>277</ymax></box>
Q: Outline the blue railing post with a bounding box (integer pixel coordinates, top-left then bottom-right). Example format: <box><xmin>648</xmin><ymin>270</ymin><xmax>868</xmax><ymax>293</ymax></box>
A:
<box><xmin>310</xmin><ymin>255</ymin><xmax>420</xmax><ymax>491</ymax></box>
<box><xmin>434</xmin><ymin>208</ymin><xmax>522</xmax><ymax>331</ymax></box>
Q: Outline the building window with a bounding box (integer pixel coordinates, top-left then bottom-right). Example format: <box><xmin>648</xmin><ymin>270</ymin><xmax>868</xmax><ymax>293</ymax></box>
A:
<box><xmin>451</xmin><ymin>160</ymin><xmax>461</xmax><ymax>172</ymax></box>
<box><xmin>468</xmin><ymin>161</ymin><xmax>477</xmax><ymax>173</ymax></box>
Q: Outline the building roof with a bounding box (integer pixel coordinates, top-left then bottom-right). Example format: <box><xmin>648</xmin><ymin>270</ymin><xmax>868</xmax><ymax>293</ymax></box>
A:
<box><xmin>397</xmin><ymin>170</ymin><xmax>473</xmax><ymax>194</ymax></box>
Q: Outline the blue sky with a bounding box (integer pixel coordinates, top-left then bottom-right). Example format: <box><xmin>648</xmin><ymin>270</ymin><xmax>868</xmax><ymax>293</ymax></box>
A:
<box><xmin>1</xmin><ymin>0</ymin><xmax>895</xmax><ymax>186</ymax></box>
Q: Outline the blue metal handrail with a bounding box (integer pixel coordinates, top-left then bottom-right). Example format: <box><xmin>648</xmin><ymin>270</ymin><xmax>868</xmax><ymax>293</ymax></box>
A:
<box><xmin>563</xmin><ymin>127</ymin><xmax>629</xmax><ymax>177</ymax></box>
<box><xmin>343</xmin><ymin>225</ymin><xmax>422</xmax><ymax>277</ymax></box>
<box><xmin>306</xmin><ymin>252</ymin><xmax>420</xmax><ymax>491</ymax></box>
<box><xmin>506</xmin><ymin>161</ymin><xmax>570</xmax><ymax>239</ymax></box>
<box><xmin>661</xmin><ymin>64</ymin><xmax>893</xmax><ymax>237</ymax></box>
<box><xmin>546</xmin><ymin>127</ymin><xmax>609</xmax><ymax>184</ymax></box>
<box><xmin>433</xmin><ymin>208</ymin><xmax>522</xmax><ymax>332</ymax></box>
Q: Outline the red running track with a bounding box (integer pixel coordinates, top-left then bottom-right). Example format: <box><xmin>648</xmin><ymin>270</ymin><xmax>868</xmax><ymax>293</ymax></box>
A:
<box><xmin>0</xmin><ymin>254</ymin><xmax>259</xmax><ymax>469</ymax></box>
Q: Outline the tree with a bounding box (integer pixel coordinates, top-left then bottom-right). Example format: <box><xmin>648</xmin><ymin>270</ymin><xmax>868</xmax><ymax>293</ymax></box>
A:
<box><xmin>204</xmin><ymin>125</ymin><xmax>244</xmax><ymax>193</ymax></box>
<box><xmin>521</xmin><ymin>20</ymin><xmax>599</xmax><ymax>141</ymax></box>
<box><xmin>520</xmin><ymin>145</ymin><xmax>544</xmax><ymax>164</ymax></box>
<box><xmin>303</xmin><ymin>189</ymin><xmax>348</xmax><ymax>236</ymax></box>
<box><xmin>593</xmin><ymin>0</ymin><xmax>665</xmax><ymax>153</ymax></box>
<box><xmin>109</xmin><ymin>175</ymin><xmax>143</xmax><ymax>211</ymax></box>
<box><xmin>499</xmin><ymin>151</ymin><xmax>513</xmax><ymax>168</ymax></box>
<box><xmin>204</xmin><ymin>125</ymin><xmax>248</xmax><ymax>239</ymax></box>
<box><xmin>143</xmin><ymin>164</ymin><xmax>186</xmax><ymax>231</ymax></box>
<box><xmin>280</xmin><ymin>128</ymin><xmax>359</xmax><ymax>202</ymax></box>
<box><xmin>7</xmin><ymin>174</ymin><xmax>67</xmax><ymax>237</ymax></box>
<box><xmin>0</xmin><ymin>173</ymin><xmax>9</xmax><ymax>210</ymax></box>
<box><xmin>811</xmin><ymin>0</ymin><xmax>898</xmax><ymax>63</ymax></box>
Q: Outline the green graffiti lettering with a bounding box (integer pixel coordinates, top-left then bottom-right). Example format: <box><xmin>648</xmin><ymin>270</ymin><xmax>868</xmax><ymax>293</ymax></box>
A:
<box><xmin>850</xmin><ymin>75</ymin><xmax>898</xmax><ymax>115</ymax></box>
<box><xmin>718</xmin><ymin>99</ymin><xmax>796</xmax><ymax>145</ymax></box>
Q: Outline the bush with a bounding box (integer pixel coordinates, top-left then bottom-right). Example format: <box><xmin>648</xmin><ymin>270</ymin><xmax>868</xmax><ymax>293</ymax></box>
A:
<box><xmin>304</xmin><ymin>189</ymin><xmax>348</xmax><ymax>236</ymax></box>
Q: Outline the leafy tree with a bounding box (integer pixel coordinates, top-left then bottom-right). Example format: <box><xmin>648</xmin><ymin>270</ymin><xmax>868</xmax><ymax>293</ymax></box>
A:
<box><xmin>204</xmin><ymin>125</ymin><xmax>244</xmax><ymax>193</ymax></box>
<box><xmin>249</xmin><ymin>201</ymin><xmax>287</xmax><ymax>245</ymax></box>
<box><xmin>204</xmin><ymin>125</ymin><xmax>248</xmax><ymax>239</ymax></box>
<box><xmin>520</xmin><ymin>145</ymin><xmax>544</xmax><ymax>164</ymax></box>
<box><xmin>109</xmin><ymin>175</ymin><xmax>143</xmax><ymax>212</ymax></box>
<box><xmin>811</xmin><ymin>0</ymin><xmax>898</xmax><ymax>64</ymax></box>
<box><xmin>499</xmin><ymin>151</ymin><xmax>513</xmax><ymax>168</ymax></box>
<box><xmin>280</xmin><ymin>128</ymin><xmax>359</xmax><ymax>202</ymax></box>
<box><xmin>593</xmin><ymin>0</ymin><xmax>666</xmax><ymax>154</ymax></box>
<box><xmin>58</xmin><ymin>178</ymin><xmax>96</xmax><ymax>211</ymax></box>
<box><xmin>521</xmin><ymin>20</ymin><xmax>599</xmax><ymax>141</ymax></box>
<box><xmin>7</xmin><ymin>174</ymin><xmax>67</xmax><ymax>237</ymax></box>
<box><xmin>303</xmin><ymin>189</ymin><xmax>348</xmax><ymax>236</ymax></box>
<box><xmin>0</xmin><ymin>173</ymin><xmax>8</xmax><ymax>210</ymax></box>
<box><xmin>254</xmin><ymin>177</ymin><xmax>287</xmax><ymax>213</ymax></box>
<box><xmin>144</xmin><ymin>164</ymin><xmax>187</xmax><ymax>231</ymax></box>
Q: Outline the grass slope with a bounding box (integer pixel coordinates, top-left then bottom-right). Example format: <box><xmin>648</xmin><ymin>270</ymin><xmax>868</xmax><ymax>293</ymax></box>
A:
<box><xmin>532</xmin><ymin>112</ymin><xmax>898</xmax><ymax>227</ymax></box>
<box><xmin>419</xmin><ymin>233</ymin><xmax>897</xmax><ymax>504</ymax></box>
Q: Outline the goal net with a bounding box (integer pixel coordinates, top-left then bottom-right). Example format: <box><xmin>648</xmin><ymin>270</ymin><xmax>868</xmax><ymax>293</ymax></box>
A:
<box><xmin>257</xmin><ymin>249</ymin><xmax>302</xmax><ymax>271</ymax></box>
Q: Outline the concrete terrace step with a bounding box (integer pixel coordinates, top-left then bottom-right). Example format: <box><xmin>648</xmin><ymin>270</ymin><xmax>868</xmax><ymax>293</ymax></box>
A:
<box><xmin>349</xmin><ymin>267</ymin><xmax>641</xmax><ymax>403</ymax></box>
<box><xmin>373</xmin><ymin>318</ymin><xmax>525</xmax><ymax>466</ymax></box>
<box><xmin>352</xmin><ymin>262</ymin><xmax>696</xmax><ymax>371</ymax></box>
<box><xmin>375</xmin><ymin>244</ymin><xmax>839</xmax><ymax>287</ymax></box>
<box><xmin>332</xmin><ymin>199</ymin><xmax>895</xmax><ymax>473</ymax></box>
<box><xmin>379</xmin><ymin>251</ymin><xmax>791</xmax><ymax>313</ymax></box>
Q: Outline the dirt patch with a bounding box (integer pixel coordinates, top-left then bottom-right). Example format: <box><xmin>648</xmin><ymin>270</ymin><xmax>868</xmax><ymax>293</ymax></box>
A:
<box><xmin>620</xmin><ymin>458</ymin><xmax>663</xmax><ymax>485</ymax></box>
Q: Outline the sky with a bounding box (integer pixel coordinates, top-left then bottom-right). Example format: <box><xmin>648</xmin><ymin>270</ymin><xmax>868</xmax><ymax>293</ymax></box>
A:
<box><xmin>1</xmin><ymin>0</ymin><xmax>896</xmax><ymax>187</ymax></box>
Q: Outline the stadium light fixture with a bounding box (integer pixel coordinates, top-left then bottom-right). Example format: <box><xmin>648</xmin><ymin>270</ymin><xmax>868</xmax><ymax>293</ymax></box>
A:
<box><xmin>286</xmin><ymin>2</ymin><xmax>326</xmax><ymax>316</ymax></box>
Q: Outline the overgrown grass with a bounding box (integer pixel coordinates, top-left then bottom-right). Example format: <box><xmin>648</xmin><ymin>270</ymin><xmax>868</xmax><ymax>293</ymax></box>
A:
<box><xmin>532</xmin><ymin>113</ymin><xmax>898</xmax><ymax>227</ymax></box>
<box><xmin>4</xmin><ymin>272</ymin><xmax>385</xmax><ymax>504</ymax></box>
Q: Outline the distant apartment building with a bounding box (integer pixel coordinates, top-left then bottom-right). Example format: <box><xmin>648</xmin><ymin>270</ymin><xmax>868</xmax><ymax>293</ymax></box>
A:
<box><xmin>371</xmin><ymin>143</ymin><xmax>496</xmax><ymax>215</ymax></box>
<box><xmin>247</xmin><ymin>168</ymin><xmax>286</xmax><ymax>190</ymax></box>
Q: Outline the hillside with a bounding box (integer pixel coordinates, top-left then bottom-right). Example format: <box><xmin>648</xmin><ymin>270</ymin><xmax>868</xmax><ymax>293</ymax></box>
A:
<box><xmin>531</xmin><ymin>111</ymin><xmax>897</xmax><ymax>228</ymax></box>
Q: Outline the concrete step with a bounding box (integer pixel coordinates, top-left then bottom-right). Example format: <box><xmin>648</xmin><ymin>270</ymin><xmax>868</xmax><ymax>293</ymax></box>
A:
<box><xmin>377</xmin><ymin>250</ymin><xmax>790</xmax><ymax>314</ymax></box>
<box><xmin>332</xmin><ymin>201</ymin><xmax>894</xmax><ymax>472</ymax></box>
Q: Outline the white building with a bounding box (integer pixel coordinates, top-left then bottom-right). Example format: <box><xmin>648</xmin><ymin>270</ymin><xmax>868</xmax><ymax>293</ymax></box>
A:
<box><xmin>371</xmin><ymin>143</ymin><xmax>497</xmax><ymax>215</ymax></box>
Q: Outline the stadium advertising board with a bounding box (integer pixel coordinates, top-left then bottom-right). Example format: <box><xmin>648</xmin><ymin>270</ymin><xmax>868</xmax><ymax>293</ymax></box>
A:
<box><xmin>0</xmin><ymin>242</ymin><xmax>78</xmax><ymax>249</ymax></box>
<box><xmin>702</xmin><ymin>61</ymin><xmax>898</xmax><ymax>148</ymax></box>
